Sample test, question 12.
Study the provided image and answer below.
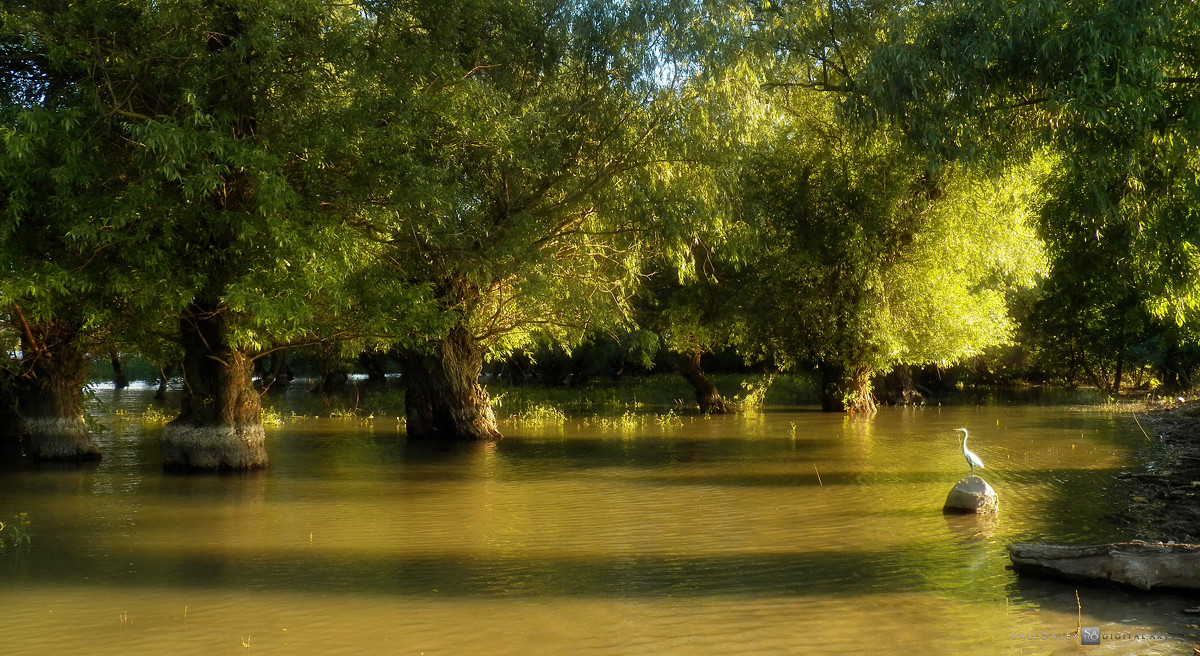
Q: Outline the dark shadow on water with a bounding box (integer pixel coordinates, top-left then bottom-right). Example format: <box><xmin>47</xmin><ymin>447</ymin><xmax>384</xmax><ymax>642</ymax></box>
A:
<box><xmin>626</xmin><ymin>466</ymin><xmax>1125</xmax><ymax>489</ymax></box>
<box><xmin>396</xmin><ymin>437</ymin><xmax>492</xmax><ymax>459</ymax></box>
<box><xmin>0</xmin><ymin>457</ymin><xmax>104</xmax><ymax>475</ymax></box>
<box><xmin>1004</xmin><ymin>571</ymin><xmax>1199</xmax><ymax>635</ymax></box>
<box><xmin>488</xmin><ymin>435</ymin><xmax>840</xmax><ymax>470</ymax></box>
<box><xmin>160</xmin><ymin>467</ymin><xmax>270</xmax><ymax>479</ymax></box>
<box><xmin>0</xmin><ymin>542</ymin><xmax>984</xmax><ymax>600</ymax></box>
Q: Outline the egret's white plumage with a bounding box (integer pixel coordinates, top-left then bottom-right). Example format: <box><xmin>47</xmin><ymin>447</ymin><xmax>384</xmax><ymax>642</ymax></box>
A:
<box><xmin>957</xmin><ymin>428</ymin><xmax>984</xmax><ymax>473</ymax></box>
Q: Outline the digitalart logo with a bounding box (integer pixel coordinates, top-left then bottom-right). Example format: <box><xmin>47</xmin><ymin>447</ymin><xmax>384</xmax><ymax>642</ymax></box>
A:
<box><xmin>1081</xmin><ymin>627</ymin><xmax>1101</xmax><ymax>645</ymax></box>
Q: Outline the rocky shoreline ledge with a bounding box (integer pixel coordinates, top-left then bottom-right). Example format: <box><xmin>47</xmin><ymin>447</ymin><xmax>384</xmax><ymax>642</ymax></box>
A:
<box><xmin>1109</xmin><ymin>402</ymin><xmax>1200</xmax><ymax>543</ymax></box>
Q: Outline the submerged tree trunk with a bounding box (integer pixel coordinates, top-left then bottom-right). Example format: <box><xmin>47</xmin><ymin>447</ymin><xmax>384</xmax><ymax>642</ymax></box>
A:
<box><xmin>310</xmin><ymin>369</ymin><xmax>348</xmax><ymax>394</ymax></box>
<box><xmin>13</xmin><ymin>316</ymin><xmax>101</xmax><ymax>460</ymax></box>
<box><xmin>358</xmin><ymin>349</ymin><xmax>389</xmax><ymax>383</ymax></box>
<box><xmin>309</xmin><ymin>342</ymin><xmax>348</xmax><ymax>394</ymax></box>
<box><xmin>819</xmin><ymin>361</ymin><xmax>876</xmax><ymax>413</ymax></box>
<box><xmin>397</xmin><ymin>324</ymin><xmax>500</xmax><ymax>442</ymax></box>
<box><xmin>110</xmin><ymin>353</ymin><xmax>129</xmax><ymax>389</ymax></box>
<box><xmin>155</xmin><ymin>364</ymin><xmax>172</xmax><ymax>400</ymax></box>
<box><xmin>0</xmin><ymin>375</ymin><xmax>24</xmax><ymax>464</ymax></box>
<box><xmin>260</xmin><ymin>351</ymin><xmax>291</xmax><ymax>392</ymax></box>
<box><xmin>874</xmin><ymin>365</ymin><xmax>923</xmax><ymax>406</ymax></box>
<box><xmin>162</xmin><ymin>305</ymin><xmax>266</xmax><ymax>471</ymax></box>
<box><xmin>846</xmin><ymin>364</ymin><xmax>877</xmax><ymax>413</ymax></box>
<box><xmin>676</xmin><ymin>351</ymin><xmax>731</xmax><ymax>414</ymax></box>
<box><xmin>819</xmin><ymin>362</ymin><xmax>844</xmax><ymax>412</ymax></box>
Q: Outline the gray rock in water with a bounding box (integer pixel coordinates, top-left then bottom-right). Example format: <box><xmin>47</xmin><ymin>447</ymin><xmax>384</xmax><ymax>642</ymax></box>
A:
<box><xmin>943</xmin><ymin>475</ymin><xmax>998</xmax><ymax>514</ymax></box>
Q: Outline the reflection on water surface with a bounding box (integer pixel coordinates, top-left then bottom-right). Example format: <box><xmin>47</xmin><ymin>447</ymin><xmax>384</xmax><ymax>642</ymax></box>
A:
<box><xmin>0</xmin><ymin>388</ymin><xmax>1194</xmax><ymax>655</ymax></box>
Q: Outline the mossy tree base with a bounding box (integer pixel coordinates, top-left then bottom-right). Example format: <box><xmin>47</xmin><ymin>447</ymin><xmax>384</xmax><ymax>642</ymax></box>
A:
<box><xmin>166</xmin><ymin>303</ymin><xmax>268</xmax><ymax>471</ymax></box>
<box><xmin>162</xmin><ymin>423</ymin><xmax>267</xmax><ymax>471</ymax></box>
<box><xmin>22</xmin><ymin>417</ymin><xmax>100</xmax><ymax>461</ymax></box>
<box><xmin>14</xmin><ymin>315</ymin><xmax>100</xmax><ymax>461</ymax></box>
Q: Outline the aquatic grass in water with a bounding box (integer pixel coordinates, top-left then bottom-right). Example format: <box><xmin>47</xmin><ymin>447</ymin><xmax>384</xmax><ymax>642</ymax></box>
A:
<box><xmin>242</xmin><ymin>373</ymin><xmax>821</xmax><ymax>434</ymax></box>
<box><xmin>485</xmin><ymin>373</ymin><xmax>818</xmax><ymax>416</ymax></box>
<box><xmin>0</xmin><ymin>513</ymin><xmax>32</xmax><ymax>549</ymax></box>
<box><xmin>585</xmin><ymin>409</ymin><xmax>684</xmax><ymax>430</ymax></box>
<box><xmin>111</xmin><ymin>407</ymin><xmax>173</xmax><ymax>424</ymax></box>
<box><xmin>261</xmin><ymin>406</ymin><xmax>285</xmax><ymax>427</ymax></box>
<box><xmin>735</xmin><ymin>374</ymin><xmax>776</xmax><ymax>411</ymax></box>
<box><xmin>597</xmin><ymin>411</ymin><xmax>642</xmax><ymax>429</ymax></box>
<box><xmin>654</xmin><ymin>409</ymin><xmax>684</xmax><ymax>426</ymax></box>
<box><xmin>504</xmin><ymin>404</ymin><xmax>567</xmax><ymax>428</ymax></box>
<box><xmin>140</xmin><ymin>406</ymin><xmax>175</xmax><ymax>424</ymax></box>
<box><xmin>252</xmin><ymin>373</ymin><xmax>821</xmax><ymax>427</ymax></box>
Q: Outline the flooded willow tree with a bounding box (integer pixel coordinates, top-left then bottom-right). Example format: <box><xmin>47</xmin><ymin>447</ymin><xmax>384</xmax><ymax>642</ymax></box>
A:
<box><xmin>162</xmin><ymin>304</ymin><xmax>267</xmax><ymax>470</ymax></box>
<box><xmin>397</xmin><ymin>325</ymin><xmax>500</xmax><ymax>442</ymax></box>
<box><xmin>1</xmin><ymin>3</ymin><xmax>382</xmax><ymax>469</ymax></box>
<box><xmin>345</xmin><ymin>1</ymin><xmax>730</xmax><ymax>443</ymax></box>
<box><xmin>676</xmin><ymin>351</ymin><xmax>731</xmax><ymax>414</ymax></box>
<box><xmin>11</xmin><ymin>315</ymin><xmax>100</xmax><ymax>461</ymax></box>
<box><xmin>739</xmin><ymin>90</ymin><xmax>1046</xmax><ymax>412</ymax></box>
<box><xmin>150</xmin><ymin>5</ymin><xmax>271</xmax><ymax>470</ymax></box>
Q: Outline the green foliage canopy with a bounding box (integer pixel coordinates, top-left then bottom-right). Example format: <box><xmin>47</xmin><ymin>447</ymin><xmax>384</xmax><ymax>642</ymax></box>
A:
<box><xmin>744</xmin><ymin>96</ymin><xmax>1046</xmax><ymax>399</ymax></box>
<box><xmin>349</xmin><ymin>0</ymin><xmax>738</xmax><ymax>359</ymax></box>
<box><xmin>853</xmin><ymin>0</ymin><xmax>1200</xmax><ymax>321</ymax></box>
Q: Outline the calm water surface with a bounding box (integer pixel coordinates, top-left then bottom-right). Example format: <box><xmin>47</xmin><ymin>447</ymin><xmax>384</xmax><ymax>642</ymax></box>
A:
<box><xmin>0</xmin><ymin>387</ymin><xmax>1196</xmax><ymax>655</ymax></box>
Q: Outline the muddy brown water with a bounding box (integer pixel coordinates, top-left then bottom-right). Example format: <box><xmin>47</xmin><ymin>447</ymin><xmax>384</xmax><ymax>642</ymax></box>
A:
<box><xmin>0</xmin><ymin>386</ymin><xmax>1195</xmax><ymax>655</ymax></box>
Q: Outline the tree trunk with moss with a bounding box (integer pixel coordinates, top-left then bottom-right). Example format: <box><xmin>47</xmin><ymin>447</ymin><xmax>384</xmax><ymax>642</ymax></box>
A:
<box><xmin>14</xmin><ymin>317</ymin><xmax>100</xmax><ymax>460</ymax></box>
<box><xmin>677</xmin><ymin>351</ymin><xmax>731</xmax><ymax>414</ymax></box>
<box><xmin>398</xmin><ymin>324</ymin><xmax>500</xmax><ymax>442</ymax></box>
<box><xmin>162</xmin><ymin>304</ymin><xmax>266</xmax><ymax>471</ymax></box>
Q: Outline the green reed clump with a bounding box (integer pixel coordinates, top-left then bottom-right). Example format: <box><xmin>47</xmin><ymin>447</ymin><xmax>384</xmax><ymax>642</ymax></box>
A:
<box><xmin>260</xmin><ymin>406</ymin><xmax>285</xmax><ymax>426</ymax></box>
<box><xmin>140</xmin><ymin>406</ymin><xmax>176</xmax><ymax>424</ymax></box>
<box><xmin>588</xmin><ymin>409</ymin><xmax>685</xmax><ymax>429</ymax></box>
<box><xmin>329</xmin><ymin>407</ymin><xmax>371</xmax><ymax>419</ymax></box>
<box><xmin>654</xmin><ymin>409</ymin><xmax>684</xmax><ymax>426</ymax></box>
<box><xmin>736</xmin><ymin>374</ymin><xmax>776</xmax><ymax>411</ymax></box>
<box><xmin>507</xmin><ymin>404</ymin><xmax>567</xmax><ymax>427</ymax></box>
<box><xmin>595</xmin><ymin>411</ymin><xmax>643</xmax><ymax>429</ymax></box>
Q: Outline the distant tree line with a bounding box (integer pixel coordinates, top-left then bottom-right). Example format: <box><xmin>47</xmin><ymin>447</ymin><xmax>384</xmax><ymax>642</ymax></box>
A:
<box><xmin>3</xmin><ymin>0</ymin><xmax>1198</xmax><ymax>468</ymax></box>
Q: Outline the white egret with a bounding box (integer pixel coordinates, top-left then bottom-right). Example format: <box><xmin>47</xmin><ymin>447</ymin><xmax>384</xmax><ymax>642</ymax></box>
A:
<box><xmin>957</xmin><ymin>428</ymin><xmax>984</xmax><ymax>474</ymax></box>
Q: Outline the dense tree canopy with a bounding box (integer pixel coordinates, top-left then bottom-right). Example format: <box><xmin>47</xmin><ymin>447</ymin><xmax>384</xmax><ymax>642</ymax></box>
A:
<box><xmin>2</xmin><ymin>1</ymin><xmax>404</xmax><ymax>465</ymax></box>
<box><xmin>742</xmin><ymin>92</ymin><xmax>1046</xmax><ymax>410</ymax></box>
<box><xmin>336</xmin><ymin>0</ymin><xmax>748</xmax><ymax>437</ymax></box>
<box><xmin>3</xmin><ymin>0</ymin><xmax>1199</xmax><ymax>467</ymax></box>
<box><xmin>847</xmin><ymin>0</ymin><xmax>1200</xmax><ymax>394</ymax></box>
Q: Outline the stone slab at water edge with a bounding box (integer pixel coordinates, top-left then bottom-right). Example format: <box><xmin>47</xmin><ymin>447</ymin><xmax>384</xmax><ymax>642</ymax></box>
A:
<box><xmin>1008</xmin><ymin>541</ymin><xmax>1200</xmax><ymax>591</ymax></box>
